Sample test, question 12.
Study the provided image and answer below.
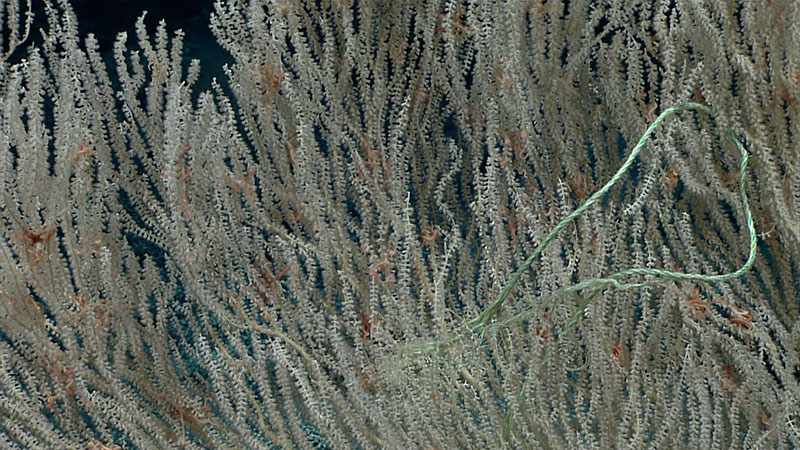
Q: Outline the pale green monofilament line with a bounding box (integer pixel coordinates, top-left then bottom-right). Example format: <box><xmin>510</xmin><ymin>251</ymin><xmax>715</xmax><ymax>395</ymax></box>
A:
<box><xmin>397</xmin><ymin>102</ymin><xmax>756</xmax><ymax>359</ymax></box>
<box><xmin>467</xmin><ymin>101</ymin><xmax>757</xmax><ymax>333</ymax></box>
